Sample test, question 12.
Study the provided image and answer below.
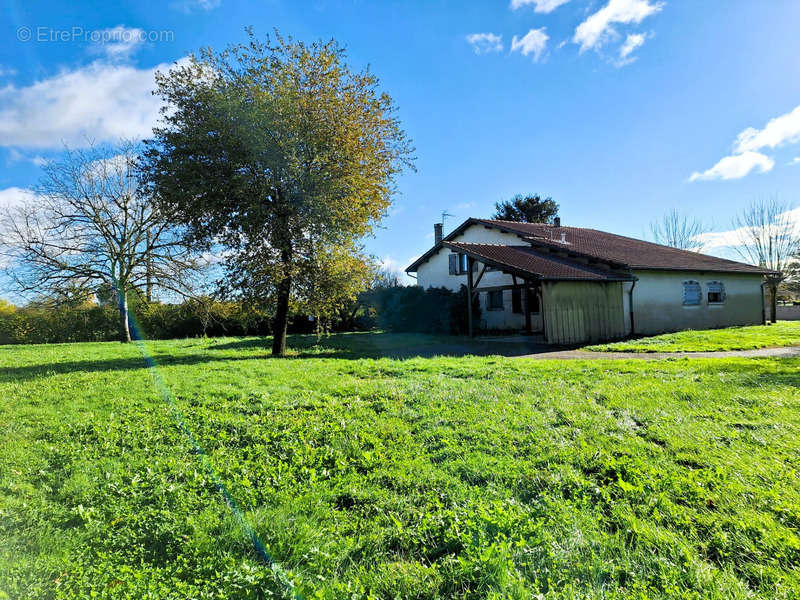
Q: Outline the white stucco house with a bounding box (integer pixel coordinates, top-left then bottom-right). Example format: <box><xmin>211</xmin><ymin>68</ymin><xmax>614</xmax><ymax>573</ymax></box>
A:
<box><xmin>405</xmin><ymin>218</ymin><xmax>776</xmax><ymax>345</ymax></box>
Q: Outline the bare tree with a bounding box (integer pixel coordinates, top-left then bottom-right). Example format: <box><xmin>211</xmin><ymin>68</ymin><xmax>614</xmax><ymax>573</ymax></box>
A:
<box><xmin>0</xmin><ymin>141</ymin><xmax>204</xmax><ymax>342</ymax></box>
<box><xmin>733</xmin><ymin>197</ymin><xmax>799</xmax><ymax>323</ymax></box>
<box><xmin>650</xmin><ymin>209</ymin><xmax>708</xmax><ymax>251</ymax></box>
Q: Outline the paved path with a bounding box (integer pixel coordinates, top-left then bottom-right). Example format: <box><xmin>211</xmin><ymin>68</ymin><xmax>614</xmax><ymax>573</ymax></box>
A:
<box><xmin>516</xmin><ymin>346</ymin><xmax>800</xmax><ymax>360</ymax></box>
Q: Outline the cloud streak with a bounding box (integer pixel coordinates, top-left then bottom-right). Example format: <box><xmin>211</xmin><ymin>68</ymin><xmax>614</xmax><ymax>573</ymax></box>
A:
<box><xmin>691</xmin><ymin>103</ymin><xmax>800</xmax><ymax>181</ymax></box>
<box><xmin>510</xmin><ymin>0</ymin><xmax>570</xmax><ymax>13</ymax></box>
<box><xmin>689</xmin><ymin>151</ymin><xmax>774</xmax><ymax>182</ymax></box>
<box><xmin>696</xmin><ymin>207</ymin><xmax>800</xmax><ymax>250</ymax></box>
<box><xmin>573</xmin><ymin>0</ymin><xmax>664</xmax><ymax>52</ymax></box>
<box><xmin>511</xmin><ymin>28</ymin><xmax>549</xmax><ymax>62</ymax></box>
<box><xmin>465</xmin><ymin>33</ymin><xmax>503</xmax><ymax>54</ymax></box>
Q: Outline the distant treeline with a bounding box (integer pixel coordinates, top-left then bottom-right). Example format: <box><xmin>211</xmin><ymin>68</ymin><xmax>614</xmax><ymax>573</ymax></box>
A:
<box><xmin>0</xmin><ymin>286</ymin><xmax>479</xmax><ymax>345</ymax></box>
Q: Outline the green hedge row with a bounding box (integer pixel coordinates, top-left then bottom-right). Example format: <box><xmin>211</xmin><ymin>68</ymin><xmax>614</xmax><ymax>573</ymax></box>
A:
<box><xmin>0</xmin><ymin>286</ymin><xmax>478</xmax><ymax>345</ymax></box>
<box><xmin>0</xmin><ymin>301</ymin><xmax>274</xmax><ymax>345</ymax></box>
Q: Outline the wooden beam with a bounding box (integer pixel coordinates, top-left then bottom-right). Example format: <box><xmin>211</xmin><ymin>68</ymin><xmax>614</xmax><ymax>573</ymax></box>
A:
<box><xmin>471</xmin><ymin>284</ymin><xmax>519</xmax><ymax>293</ymax></box>
<box><xmin>523</xmin><ymin>282</ymin><xmax>532</xmax><ymax>333</ymax></box>
<box><xmin>473</xmin><ymin>263</ymin><xmax>487</xmax><ymax>291</ymax></box>
<box><xmin>467</xmin><ymin>256</ymin><xmax>475</xmax><ymax>338</ymax></box>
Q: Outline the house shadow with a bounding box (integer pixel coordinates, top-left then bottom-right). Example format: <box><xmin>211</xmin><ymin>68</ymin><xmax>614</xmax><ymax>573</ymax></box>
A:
<box><xmin>209</xmin><ymin>332</ymin><xmax>552</xmax><ymax>360</ymax></box>
<box><xmin>3</xmin><ymin>333</ymin><xmax>554</xmax><ymax>383</ymax></box>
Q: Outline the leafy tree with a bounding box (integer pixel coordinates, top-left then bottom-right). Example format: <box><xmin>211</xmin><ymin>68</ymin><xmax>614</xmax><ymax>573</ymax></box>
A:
<box><xmin>493</xmin><ymin>194</ymin><xmax>559</xmax><ymax>223</ymax></box>
<box><xmin>650</xmin><ymin>209</ymin><xmax>708</xmax><ymax>251</ymax></box>
<box><xmin>0</xmin><ymin>298</ymin><xmax>16</xmax><ymax>316</ymax></box>
<box><xmin>0</xmin><ymin>141</ymin><xmax>203</xmax><ymax>342</ymax></box>
<box><xmin>141</xmin><ymin>30</ymin><xmax>414</xmax><ymax>355</ymax></box>
<box><xmin>733</xmin><ymin>197</ymin><xmax>799</xmax><ymax>323</ymax></box>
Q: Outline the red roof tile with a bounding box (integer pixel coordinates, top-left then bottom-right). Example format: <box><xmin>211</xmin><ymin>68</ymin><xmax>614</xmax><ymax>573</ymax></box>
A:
<box><xmin>443</xmin><ymin>242</ymin><xmax>634</xmax><ymax>281</ymax></box>
<box><xmin>466</xmin><ymin>219</ymin><xmax>774</xmax><ymax>274</ymax></box>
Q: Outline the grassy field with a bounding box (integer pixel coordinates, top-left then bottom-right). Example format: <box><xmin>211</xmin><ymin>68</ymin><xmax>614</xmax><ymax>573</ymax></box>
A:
<box><xmin>585</xmin><ymin>321</ymin><xmax>800</xmax><ymax>353</ymax></box>
<box><xmin>2</xmin><ymin>333</ymin><xmax>800</xmax><ymax>599</ymax></box>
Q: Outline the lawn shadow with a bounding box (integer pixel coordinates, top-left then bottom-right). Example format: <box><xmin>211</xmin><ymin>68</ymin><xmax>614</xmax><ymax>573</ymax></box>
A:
<box><xmin>3</xmin><ymin>333</ymin><xmax>552</xmax><ymax>382</ymax></box>
<box><xmin>209</xmin><ymin>332</ymin><xmax>551</xmax><ymax>360</ymax></box>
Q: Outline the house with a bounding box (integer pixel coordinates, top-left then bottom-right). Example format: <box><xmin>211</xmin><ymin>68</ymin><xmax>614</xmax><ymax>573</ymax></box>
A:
<box><xmin>405</xmin><ymin>218</ymin><xmax>776</xmax><ymax>345</ymax></box>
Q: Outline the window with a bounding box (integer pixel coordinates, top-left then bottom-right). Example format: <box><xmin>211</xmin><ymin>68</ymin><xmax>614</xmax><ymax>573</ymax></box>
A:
<box><xmin>707</xmin><ymin>281</ymin><xmax>725</xmax><ymax>304</ymax></box>
<box><xmin>683</xmin><ymin>280</ymin><xmax>701</xmax><ymax>305</ymax></box>
<box><xmin>487</xmin><ymin>290</ymin><xmax>504</xmax><ymax>310</ymax></box>
<box><xmin>512</xmin><ymin>288</ymin><xmax>540</xmax><ymax>314</ymax></box>
<box><xmin>459</xmin><ymin>253</ymin><xmax>468</xmax><ymax>274</ymax></box>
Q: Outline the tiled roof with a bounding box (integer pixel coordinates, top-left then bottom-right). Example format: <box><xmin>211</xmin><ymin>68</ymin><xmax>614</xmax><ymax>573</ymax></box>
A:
<box><xmin>462</xmin><ymin>219</ymin><xmax>775</xmax><ymax>274</ymax></box>
<box><xmin>443</xmin><ymin>242</ymin><xmax>634</xmax><ymax>281</ymax></box>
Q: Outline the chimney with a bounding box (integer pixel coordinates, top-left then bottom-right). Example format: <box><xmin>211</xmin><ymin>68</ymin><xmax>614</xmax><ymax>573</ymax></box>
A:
<box><xmin>434</xmin><ymin>222</ymin><xmax>443</xmax><ymax>244</ymax></box>
<box><xmin>553</xmin><ymin>217</ymin><xmax>561</xmax><ymax>228</ymax></box>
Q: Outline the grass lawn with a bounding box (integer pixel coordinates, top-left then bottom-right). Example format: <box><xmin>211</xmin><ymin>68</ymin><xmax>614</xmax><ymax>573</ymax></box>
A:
<box><xmin>2</xmin><ymin>333</ymin><xmax>800</xmax><ymax>599</ymax></box>
<box><xmin>585</xmin><ymin>321</ymin><xmax>800</xmax><ymax>353</ymax></box>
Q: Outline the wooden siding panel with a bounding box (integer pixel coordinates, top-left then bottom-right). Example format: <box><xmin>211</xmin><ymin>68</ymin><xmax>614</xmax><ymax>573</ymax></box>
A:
<box><xmin>543</xmin><ymin>282</ymin><xmax>626</xmax><ymax>345</ymax></box>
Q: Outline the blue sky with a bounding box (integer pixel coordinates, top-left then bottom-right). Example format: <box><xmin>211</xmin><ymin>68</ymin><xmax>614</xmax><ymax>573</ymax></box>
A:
<box><xmin>2</xmin><ymin>0</ymin><xmax>800</xmax><ymax>292</ymax></box>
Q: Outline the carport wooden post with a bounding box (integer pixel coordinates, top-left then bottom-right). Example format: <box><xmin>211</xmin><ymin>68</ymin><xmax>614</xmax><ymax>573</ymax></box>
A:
<box><xmin>523</xmin><ymin>282</ymin><xmax>532</xmax><ymax>333</ymax></box>
<box><xmin>467</xmin><ymin>256</ymin><xmax>475</xmax><ymax>337</ymax></box>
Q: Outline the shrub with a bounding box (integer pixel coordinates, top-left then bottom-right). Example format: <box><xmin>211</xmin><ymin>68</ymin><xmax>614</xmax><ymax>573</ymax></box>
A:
<box><xmin>367</xmin><ymin>285</ymin><xmax>479</xmax><ymax>334</ymax></box>
<box><xmin>0</xmin><ymin>301</ymin><xmax>274</xmax><ymax>345</ymax></box>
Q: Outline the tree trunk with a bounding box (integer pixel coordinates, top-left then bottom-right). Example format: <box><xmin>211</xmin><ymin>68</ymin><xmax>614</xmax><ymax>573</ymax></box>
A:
<box><xmin>118</xmin><ymin>289</ymin><xmax>132</xmax><ymax>343</ymax></box>
<box><xmin>271</xmin><ymin>274</ymin><xmax>291</xmax><ymax>356</ymax></box>
<box><xmin>769</xmin><ymin>282</ymin><xmax>778</xmax><ymax>324</ymax></box>
<box><xmin>145</xmin><ymin>228</ymin><xmax>153</xmax><ymax>303</ymax></box>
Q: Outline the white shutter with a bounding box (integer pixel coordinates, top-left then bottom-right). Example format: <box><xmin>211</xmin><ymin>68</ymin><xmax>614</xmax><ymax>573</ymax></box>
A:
<box><xmin>683</xmin><ymin>281</ymin><xmax>701</xmax><ymax>305</ymax></box>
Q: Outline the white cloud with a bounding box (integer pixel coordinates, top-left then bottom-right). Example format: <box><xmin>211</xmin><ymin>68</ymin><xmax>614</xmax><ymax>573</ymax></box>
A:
<box><xmin>379</xmin><ymin>255</ymin><xmax>416</xmax><ymax>285</ymax></box>
<box><xmin>172</xmin><ymin>0</ymin><xmax>221</xmax><ymax>12</ymax></box>
<box><xmin>689</xmin><ymin>151</ymin><xmax>774</xmax><ymax>182</ymax></box>
<box><xmin>465</xmin><ymin>33</ymin><xmax>503</xmax><ymax>55</ymax></box>
<box><xmin>574</xmin><ymin>0</ymin><xmax>664</xmax><ymax>52</ymax></box>
<box><xmin>6</xmin><ymin>149</ymin><xmax>48</xmax><ymax>167</ymax></box>
<box><xmin>691</xmin><ymin>104</ymin><xmax>800</xmax><ymax>182</ymax></box>
<box><xmin>511</xmin><ymin>28</ymin><xmax>549</xmax><ymax>62</ymax></box>
<box><xmin>696</xmin><ymin>207</ymin><xmax>800</xmax><ymax>251</ymax></box>
<box><xmin>0</xmin><ymin>59</ymin><xmax>181</xmax><ymax>149</ymax></box>
<box><xmin>734</xmin><ymin>104</ymin><xmax>800</xmax><ymax>154</ymax></box>
<box><xmin>510</xmin><ymin>0</ymin><xmax>570</xmax><ymax>13</ymax></box>
<box><xmin>790</xmin><ymin>157</ymin><xmax>800</xmax><ymax>166</ymax></box>
<box><xmin>0</xmin><ymin>187</ymin><xmax>37</xmax><ymax>209</ymax></box>
<box><xmin>619</xmin><ymin>33</ymin><xmax>645</xmax><ymax>59</ymax></box>
<box><xmin>89</xmin><ymin>26</ymin><xmax>146</xmax><ymax>60</ymax></box>
<box><xmin>613</xmin><ymin>32</ymin><xmax>648</xmax><ymax>67</ymax></box>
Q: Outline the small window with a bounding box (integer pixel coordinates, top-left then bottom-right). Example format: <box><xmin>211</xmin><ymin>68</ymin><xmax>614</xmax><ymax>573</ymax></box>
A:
<box><xmin>487</xmin><ymin>290</ymin><xmax>504</xmax><ymax>310</ymax></box>
<box><xmin>683</xmin><ymin>280</ymin><xmax>701</xmax><ymax>306</ymax></box>
<box><xmin>459</xmin><ymin>253</ymin><xmax>468</xmax><ymax>274</ymax></box>
<box><xmin>707</xmin><ymin>281</ymin><xmax>725</xmax><ymax>304</ymax></box>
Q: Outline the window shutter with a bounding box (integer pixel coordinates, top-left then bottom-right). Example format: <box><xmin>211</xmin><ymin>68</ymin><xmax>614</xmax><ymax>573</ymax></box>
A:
<box><xmin>683</xmin><ymin>281</ymin><xmax>701</xmax><ymax>305</ymax></box>
<box><xmin>448</xmin><ymin>253</ymin><xmax>458</xmax><ymax>275</ymax></box>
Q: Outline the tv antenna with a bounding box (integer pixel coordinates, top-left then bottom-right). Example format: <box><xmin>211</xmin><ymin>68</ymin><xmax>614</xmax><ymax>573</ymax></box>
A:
<box><xmin>441</xmin><ymin>210</ymin><xmax>454</xmax><ymax>232</ymax></box>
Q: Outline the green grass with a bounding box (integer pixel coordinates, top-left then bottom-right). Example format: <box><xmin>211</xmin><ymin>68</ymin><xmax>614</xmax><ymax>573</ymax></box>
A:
<box><xmin>585</xmin><ymin>321</ymin><xmax>800</xmax><ymax>353</ymax></box>
<box><xmin>2</xmin><ymin>333</ymin><xmax>800</xmax><ymax>599</ymax></box>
